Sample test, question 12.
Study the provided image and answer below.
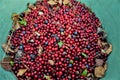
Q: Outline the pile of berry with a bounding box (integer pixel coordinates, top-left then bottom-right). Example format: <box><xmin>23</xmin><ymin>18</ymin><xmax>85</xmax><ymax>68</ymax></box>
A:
<box><xmin>1</xmin><ymin>0</ymin><xmax>112</xmax><ymax>80</ymax></box>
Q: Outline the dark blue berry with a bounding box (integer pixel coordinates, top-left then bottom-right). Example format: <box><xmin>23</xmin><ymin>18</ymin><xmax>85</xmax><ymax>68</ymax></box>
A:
<box><xmin>60</xmin><ymin>28</ymin><xmax>64</xmax><ymax>32</ymax></box>
<box><xmin>44</xmin><ymin>20</ymin><xmax>49</xmax><ymax>24</ymax></box>
<box><xmin>30</xmin><ymin>54</ymin><xmax>36</xmax><ymax>59</ymax></box>
<box><xmin>34</xmin><ymin>23</ymin><xmax>38</xmax><ymax>27</ymax></box>
<box><xmin>45</xmin><ymin>41</ymin><xmax>48</xmax><ymax>46</ymax></box>
<box><xmin>73</xmin><ymin>31</ymin><xmax>78</xmax><ymax>35</ymax></box>
<box><xmin>20</xmin><ymin>13</ymin><xmax>25</xmax><ymax>17</ymax></box>
<box><xmin>68</xmin><ymin>64</ymin><xmax>72</xmax><ymax>67</ymax></box>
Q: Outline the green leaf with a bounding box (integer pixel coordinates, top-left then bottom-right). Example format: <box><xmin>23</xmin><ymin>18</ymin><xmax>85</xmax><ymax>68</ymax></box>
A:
<box><xmin>18</xmin><ymin>17</ymin><xmax>27</xmax><ymax>26</ymax></box>
<box><xmin>70</xmin><ymin>60</ymin><xmax>74</xmax><ymax>64</ymax></box>
<box><xmin>82</xmin><ymin>69</ymin><xmax>88</xmax><ymax>76</ymax></box>
<box><xmin>81</xmin><ymin>52</ymin><xmax>87</xmax><ymax>58</ymax></box>
<box><xmin>58</xmin><ymin>41</ymin><xmax>63</xmax><ymax>47</ymax></box>
<box><xmin>10</xmin><ymin>61</ymin><xmax>14</xmax><ymax>66</ymax></box>
<box><xmin>44</xmin><ymin>75</ymin><xmax>50</xmax><ymax>80</ymax></box>
<box><xmin>18</xmin><ymin>20</ymin><xmax>27</xmax><ymax>26</ymax></box>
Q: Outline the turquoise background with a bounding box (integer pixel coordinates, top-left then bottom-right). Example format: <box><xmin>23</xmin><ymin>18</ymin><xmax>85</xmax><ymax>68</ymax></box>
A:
<box><xmin>0</xmin><ymin>0</ymin><xmax>120</xmax><ymax>80</ymax></box>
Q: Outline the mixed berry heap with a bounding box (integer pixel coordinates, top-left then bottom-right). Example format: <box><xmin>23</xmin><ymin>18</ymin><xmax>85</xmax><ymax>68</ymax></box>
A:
<box><xmin>1</xmin><ymin>0</ymin><xmax>112</xmax><ymax>80</ymax></box>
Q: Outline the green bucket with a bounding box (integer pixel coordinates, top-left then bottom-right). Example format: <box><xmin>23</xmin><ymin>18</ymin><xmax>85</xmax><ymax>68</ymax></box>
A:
<box><xmin>0</xmin><ymin>0</ymin><xmax>120</xmax><ymax>80</ymax></box>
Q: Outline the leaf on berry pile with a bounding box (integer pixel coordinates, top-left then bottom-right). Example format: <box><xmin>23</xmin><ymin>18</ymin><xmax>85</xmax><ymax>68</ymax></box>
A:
<box><xmin>35</xmin><ymin>31</ymin><xmax>40</xmax><ymax>36</ymax></box>
<box><xmin>105</xmin><ymin>44</ymin><xmax>112</xmax><ymax>55</ymax></box>
<box><xmin>18</xmin><ymin>19</ymin><xmax>27</xmax><ymax>26</ymax></box>
<box><xmin>82</xmin><ymin>69</ymin><xmax>88</xmax><ymax>76</ymax></box>
<box><xmin>81</xmin><ymin>52</ymin><xmax>87</xmax><ymax>58</ymax></box>
<box><xmin>95</xmin><ymin>59</ymin><xmax>104</xmax><ymax>66</ymax></box>
<box><xmin>12</xmin><ymin>13</ymin><xmax>19</xmax><ymax>22</ymax></box>
<box><xmin>48</xmin><ymin>60</ymin><xmax>55</xmax><ymax>65</ymax></box>
<box><xmin>44</xmin><ymin>75</ymin><xmax>50</xmax><ymax>80</ymax></box>
<box><xmin>59</xmin><ymin>0</ymin><xmax>62</xmax><ymax>5</ymax></box>
<box><xmin>87</xmin><ymin>73</ymin><xmax>93</xmax><ymax>77</ymax></box>
<box><xmin>38</xmin><ymin>11</ymin><xmax>44</xmax><ymax>15</ymax></box>
<box><xmin>69</xmin><ymin>60</ymin><xmax>74</xmax><ymax>64</ymax></box>
<box><xmin>15</xmin><ymin>50</ymin><xmax>23</xmax><ymax>59</ymax></box>
<box><xmin>47</xmin><ymin>0</ymin><xmax>57</xmax><ymax>5</ymax></box>
<box><xmin>104</xmin><ymin>63</ymin><xmax>107</xmax><ymax>70</ymax></box>
<box><xmin>38</xmin><ymin>46</ymin><xmax>43</xmax><ymax>56</ymax></box>
<box><xmin>94</xmin><ymin>66</ymin><xmax>106</xmax><ymax>78</ymax></box>
<box><xmin>2</xmin><ymin>43</ymin><xmax>14</xmax><ymax>54</ymax></box>
<box><xmin>17</xmin><ymin>69</ymin><xmax>27</xmax><ymax>76</ymax></box>
<box><xmin>14</xmin><ymin>22</ymin><xmax>21</xmax><ymax>30</ymax></box>
<box><xmin>63</xmin><ymin>0</ymin><xmax>70</xmax><ymax>5</ymax></box>
<box><xmin>0</xmin><ymin>57</ymin><xmax>12</xmax><ymax>71</ymax></box>
<box><xmin>10</xmin><ymin>61</ymin><xmax>14</xmax><ymax>66</ymax></box>
<box><xmin>27</xmin><ymin>3</ymin><xmax>36</xmax><ymax>10</ymax></box>
<box><xmin>58</xmin><ymin>41</ymin><xmax>63</xmax><ymax>47</ymax></box>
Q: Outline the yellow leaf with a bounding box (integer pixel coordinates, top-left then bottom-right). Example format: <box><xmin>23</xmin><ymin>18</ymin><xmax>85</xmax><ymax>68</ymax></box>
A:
<box><xmin>38</xmin><ymin>46</ymin><xmax>43</xmax><ymax>56</ymax></box>
<box><xmin>63</xmin><ymin>0</ymin><xmax>69</xmax><ymax>5</ymax></box>
<box><xmin>59</xmin><ymin>0</ymin><xmax>62</xmax><ymax>5</ymax></box>
<box><xmin>47</xmin><ymin>0</ymin><xmax>57</xmax><ymax>5</ymax></box>
<box><xmin>35</xmin><ymin>32</ymin><xmax>40</xmax><ymax>36</ymax></box>
<box><xmin>48</xmin><ymin>60</ymin><xmax>55</xmax><ymax>65</ymax></box>
<box><xmin>105</xmin><ymin>44</ymin><xmax>112</xmax><ymax>54</ymax></box>
<box><xmin>17</xmin><ymin>69</ymin><xmax>27</xmax><ymax>76</ymax></box>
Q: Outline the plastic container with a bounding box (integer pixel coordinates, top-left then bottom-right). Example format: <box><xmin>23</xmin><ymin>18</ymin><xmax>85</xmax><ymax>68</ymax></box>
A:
<box><xmin>0</xmin><ymin>0</ymin><xmax>120</xmax><ymax>80</ymax></box>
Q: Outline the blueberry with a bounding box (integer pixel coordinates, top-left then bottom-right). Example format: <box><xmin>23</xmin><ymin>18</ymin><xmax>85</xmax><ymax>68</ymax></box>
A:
<box><xmin>87</xmin><ymin>45</ymin><xmax>90</xmax><ymax>49</ymax></box>
<box><xmin>65</xmin><ymin>8</ymin><xmax>69</xmax><ymax>12</ymax></box>
<box><xmin>62</xmin><ymin>75</ymin><xmax>65</xmax><ymax>78</ymax></box>
<box><xmin>51</xmin><ymin>34</ymin><xmax>59</xmax><ymax>41</ymax></box>
<box><xmin>31</xmin><ymin>59</ymin><xmax>34</xmax><ymax>62</ymax></box>
<box><xmin>78</xmin><ymin>18</ymin><xmax>81</xmax><ymax>21</ymax></box>
<box><xmin>71</xmin><ymin>45</ymin><xmax>75</xmax><ymax>48</ymax></box>
<box><xmin>96</xmin><ymin>52</ymin><xmax>99</xmax><ymax>54</ymax></box>
<box><xmin>68</xmin><ymin>64</ymin><xmax>72</xmax><ymax>67</ymax></box>
<box><xmin>9</xmin><ymin>30</ymin><xmax>12</xmax><ymax>35</ymax></box>
<box><xmin>74</xmin><ymin>56</ymin><xmax>80</xmax><ymax>61</ymax></box>
<box><xmin>11</xmin><ymin>46</ymin><xmax>15</xmax><ymax>50</ymax></box>
<box><xmin>34</xmin><ymin>23</ymin><xmax>38</xmax><ymax>27</ymax></box>
<box><xmin>20</xmin><ymin>13</ymin><xmax>25</xmax><ymax>17</ymax></box>
<box><xmin>22</xmin><ymin>31</ymin><xmax>26</xmax><ymax>34</ymax></box>
<box><xmin>71</xmin><ymin>34</ymin><xmax>76</xmax><ymax>39</ymax></box>
<box><xmin>19</xmin><ymin>45</ymin><xmax>23</xmax><ymax>50</ymax></box>
<box><xmin>45</xmin><ymin>41</ymin><xmax>48</xmax><ymax>46</ymax></box>
<box><xmin>51</xmin><ymin>34</ymin><xmax>57</xmax><ymax>37</ymax></box>
<box><xmin>60</xmin><ymin>28</ymin><xmax>64</xmax><ymax>32</ymax></box>
<box><xmin>55</xmin><ymin>36</ymin><xmax>60</xmax><ymax>41</ymax></box>
<box><xmin>30</xmin><ymin>54</ymin><xmax>36</xmax><ymax>59</ymax></box>
<box><xmin>66</xmin><ymin>58</ymin><xmax>70</xmax><ymax>61</ymax></box>
<box><xmin>15</xmin><ymin>50</ymin><xmax>23</xmax><ymax>58</ymax></box>
<box><xmin>73</xmin><ymin>31</ymin><xmax>78</xmax><ymax>35</ymax></box>
<box><xmin>44</xmin><ymin>20</ymin><xmax>49</xmax><ymax>24</ymax></box>
<box><xmin>86</xmin><ymin>64</ymin><xmax>89</xmax><ymax>68</ymax></box>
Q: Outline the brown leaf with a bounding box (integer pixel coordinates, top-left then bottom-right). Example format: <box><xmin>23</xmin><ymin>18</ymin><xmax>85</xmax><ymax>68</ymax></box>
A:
<box><xmin>0</xmin><ymin>57</ymin><xmax>12</xmax><ymax>71</ymax></box>
<box><xmin>94</xmin><ymin>66</ymin><xmax>106</xmax><ymax>78</ymax></box>
<box><xmin>2</xmin><ymin>43</ymin><xmax>14</xmax><ymax>54</ymax></box>
<box><xmin>12</xmin><ymin>13</ymin><xmax>19</xmax><ymax>22</ymax></box>
<box><xmin>17</xmin><ymin>69</ymin><xmax>27</xmax><ymax>76</ymax></box>
<box><xmin>105</xmin><ymin>44</ymin><xmax>112</xmax><ymax>55</ymax></box>
<box><xmin>27</xmin><ymin>3</ymin><xmax>36</xmax><ymax>10</ymax></box>
<box><xmin>95</xmin><ymin>59</ymin><xmax>104</xmax><ymax>66</ymax></box>
<box><xmin>104</xmin><ymin>63</ymin><xmax>107</xmax><ymax>70</ymax></box>
<box><xmin>38</xmin><ymin>46</ymin><xmax>43</xmax><ymax>56</ymax></box>
<box><xmin>14</xmin><ymin>22</ymin><xmax>21</xmax><ymax>30</ymax></box>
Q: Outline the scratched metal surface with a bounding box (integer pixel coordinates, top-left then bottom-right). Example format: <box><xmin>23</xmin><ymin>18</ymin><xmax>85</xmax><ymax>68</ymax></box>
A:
<box><xmin>0</xmin><ymin>0</ymin><xmax>120</xmax><ymax>80</ymax></box>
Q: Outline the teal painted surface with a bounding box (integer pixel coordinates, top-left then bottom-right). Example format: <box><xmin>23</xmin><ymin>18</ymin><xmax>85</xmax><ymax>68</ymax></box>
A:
<box><xmin>0</xmin><ymin>0</ymin><xmax>120</xmax><ymax>80</ymax></box>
